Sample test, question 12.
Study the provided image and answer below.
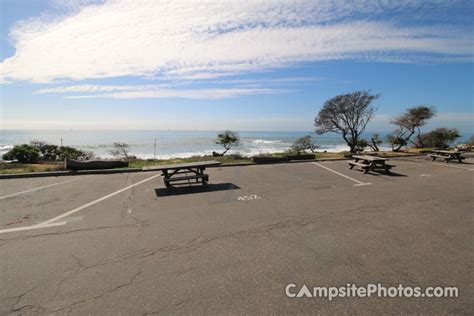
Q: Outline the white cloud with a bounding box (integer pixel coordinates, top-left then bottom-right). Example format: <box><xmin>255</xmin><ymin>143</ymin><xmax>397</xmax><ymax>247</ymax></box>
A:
<box><xmin>435</xmin><ymin>112</ymin><xmax>474</xmax><ymax>122</ymax></box>
<box><xmin>35</xmin><ymin>84</ymin><xmax>162</xmax><ymax>94</ymax></box>
<box><xmin>61</xmin><ymin>87</ymin><xmax>286</xmax><ymax>99</ymax></box>
<box><xmin>33</xmin><ymin>77</ymin><xmax>320</xmax><ymax>98</ymax></box>
<box><xmin>1</xmin><ymin>0</ymin><xmax>472</xmax><ymax>83</ymax></box>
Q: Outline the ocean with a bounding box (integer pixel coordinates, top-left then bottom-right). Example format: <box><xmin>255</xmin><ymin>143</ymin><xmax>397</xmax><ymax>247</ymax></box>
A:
<box><xmin>0</xmin><ymin>129</ymin><xmax>460</xmax><ymax>160</ymax></box>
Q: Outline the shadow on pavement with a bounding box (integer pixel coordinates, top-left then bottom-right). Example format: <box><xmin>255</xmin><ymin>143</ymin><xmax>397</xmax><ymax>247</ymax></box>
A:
<box><xmin>368</xmin><ymin>171</ymin><xmax>407</xmax><ymax>177</ymax></box>
<box><xmin>155</xmin><ymin>183</ymin><xmax>240</xmax><ymax>196</ymax></box>
<box><xmin>351</xmin><ymin>170</ymin><xmax>407</xmax><ymax>177</ymax></box>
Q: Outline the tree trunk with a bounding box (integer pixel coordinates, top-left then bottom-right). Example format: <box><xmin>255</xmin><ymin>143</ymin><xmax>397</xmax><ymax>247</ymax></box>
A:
<box><xmin>342</xmin><ymin>132</ymin><xmax>356</xmax><ymax>153</ymax></box>
<box><xmin>392</xmin><ymin>144</ymin><xmax>403</xmax><ymax>152</ymax></box>
<box><xmin>392</xmin><ymin>130</ymin><xmax>415</xmax><ymax>152</ymax></box>
<box><xmin>221</xmin><ymin>147</ymin><xmax>230</xmax><ymax>156</ymax></box>
<box><xmin>370</xmin><ymin>138</ymin><xmax>379</xmax><ymax>151</ymax></box>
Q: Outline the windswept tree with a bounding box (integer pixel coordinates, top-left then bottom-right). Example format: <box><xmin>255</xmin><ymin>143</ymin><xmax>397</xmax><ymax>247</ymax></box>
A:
<box><xmin>314</xmin><ymin>90</ymin><xmax>379</xmax><ymax>153</ymax></box>
<box><xmin>417</xmin><ymin>128</ymin><xmax>460</xmax><ymax>149</ymax></box>
<box><xmin>291</xmin><ymin>135</ymin><xmax>318</xmax><ymax>154</ymax></box>
<box><xmin>388</xmin><ymin>105</ymin><xmax>436</xmax><ymax>151</ymax></box>
<box><xmin>109</xmin><ymin>142</ymin><xmax>131</xmax><ymax>159</ymax></box>
<box><xmin>368</xmin><ymin>133</ymin><xmax>382</xmax><ymax>151</ymax></box>
<box><xmin>215</xmin><ymin>130</ymin><xmax>240</xmax><ymax>156</ymax></box>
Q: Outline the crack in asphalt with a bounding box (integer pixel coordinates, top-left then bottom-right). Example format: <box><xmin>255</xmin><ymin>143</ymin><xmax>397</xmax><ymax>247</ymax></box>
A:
<box><xmin>0</xmin><ymin>223</ymin><xmax>137</xmax><ymax>243</ymax></box>
<box><xmin>2</xmin><ymin>217</ymin><xmax>317</xmax><ymax>314</ymax></box>
<box><xmin>143</xmin><ymin>300</ymin><xmax>187</xmax><ymax>315</ymax></box>
<box><xmin>74</xmin><ymin>217</ymin><xmax>318</xmax><ymax>270</ymax></box>
<box><xmin>49</xmin><ymin>270</ymin><xmax>142</xmax><ymax>314</ymax></box>
<box><xmin>8</xmin><ymin>286</ymin><xmax>46</xmax><ymax>314</ymax></box>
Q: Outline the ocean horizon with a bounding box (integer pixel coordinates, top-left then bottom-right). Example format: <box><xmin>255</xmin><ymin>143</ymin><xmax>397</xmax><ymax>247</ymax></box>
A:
<box><xmin>1</xmin><ymin>129</ymin><xmax>470</xmax><ymax>160</ymax></box>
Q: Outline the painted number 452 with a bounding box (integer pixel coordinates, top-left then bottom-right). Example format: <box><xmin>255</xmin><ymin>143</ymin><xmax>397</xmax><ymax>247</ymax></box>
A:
<box><xmin>238</xmin><ymin>195</ymin><xmax>261</xmax><ymax>201</ymax></box>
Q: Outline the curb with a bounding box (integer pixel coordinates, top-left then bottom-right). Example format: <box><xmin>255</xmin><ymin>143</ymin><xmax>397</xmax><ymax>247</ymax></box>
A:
<box><xmin>0</xmin><ymin>154</ymin><xmax>425</xmax><ymax>179</ymax></box>
<box><xmin>0</xmin><ymin>168</ymin><xmax>142</xmax><ymax>179</ymax></box>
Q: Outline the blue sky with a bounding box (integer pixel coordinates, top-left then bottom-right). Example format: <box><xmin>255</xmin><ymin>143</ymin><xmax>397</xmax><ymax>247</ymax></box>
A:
<box><xmin>0</xmin><ymin>0</ymin><xmax>473</xmax><ymax>133</ymax></box>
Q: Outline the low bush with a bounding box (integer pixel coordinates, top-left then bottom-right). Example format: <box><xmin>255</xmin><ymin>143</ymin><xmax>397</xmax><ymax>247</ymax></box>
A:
<box><xmin>58</xmin><ymin>146</ymin><xmax>94</xmax><ymax>161</ymax></box>
<box><xmin>418</xmin><ymin>128</ymin><xmax>460</xmax><ymax>149</ymax></box>
<box><xmin>2</xmin><ymin>144</ymin><xmax>40</xmax><ymax>163</ymax></box>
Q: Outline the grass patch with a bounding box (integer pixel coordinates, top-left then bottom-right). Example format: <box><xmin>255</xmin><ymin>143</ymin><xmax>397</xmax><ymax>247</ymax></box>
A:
<box><xmin>315</xmin><ymin>152</ymin><xmax>347</xmax><ymax>159</ymax></box>
<box><xmin>0</xmin><ymin>162</ymin><xmax>65</xmax><ymax>174</ymax></box>
<box><xmin>128</xmin><ymin>154</ymin><xmax>252</xmax><ymax>168</ymax></box>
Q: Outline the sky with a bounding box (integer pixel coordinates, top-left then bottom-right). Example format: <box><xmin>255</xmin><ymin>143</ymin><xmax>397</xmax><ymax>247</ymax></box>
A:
<box><xmin>0</xmin><ymin>0</ymin><xmax>473</xmax><ymax>133</ymax></box>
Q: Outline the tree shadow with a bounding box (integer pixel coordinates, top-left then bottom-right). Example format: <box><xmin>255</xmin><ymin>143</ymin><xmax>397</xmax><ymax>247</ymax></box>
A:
<box><xmin>155</xmin><ymin>183</ymin><xmax>240</xmax><ymax>197</ymax></box>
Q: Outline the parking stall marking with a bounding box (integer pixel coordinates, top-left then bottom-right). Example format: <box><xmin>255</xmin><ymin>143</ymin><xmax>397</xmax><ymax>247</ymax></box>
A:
<box><xmin>311</xmin><ymin>162</ymin><xmax>371</xmax><ymax>186</ymax></box>
<box><xmin>0</xmin><ymin>176</ymin><xmax>92</xmax><ymax>200</ymax></box>
<box><xmin>0</xmin><ymin>173</ymin><xmax>161</xmax><ymax>234</ymax></box>
<box><xmin>237</xmin><ymin>195</ymin><xmax>261</xmax><ymax>201</ymax></box>
<box><xmin>0</xmin><ymin>221</ymin><xmax>67</xmax><ymax>234</ymax></box>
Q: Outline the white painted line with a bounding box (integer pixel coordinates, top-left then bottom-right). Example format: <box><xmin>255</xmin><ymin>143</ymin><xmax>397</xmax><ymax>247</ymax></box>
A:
<box><xmin>312</xmin><ymin>162</ymin><xmax>371</xmax><ymax>186</ymax></box>
<box><xmin>0</xmin><ymin>176</ymin><xmax>91</xmax><ymax>200</ymax></box>
<box><xmin>39</xmin><ymin>173</ymin><xmax>161</xmax><ymax>226</ymax></box>
<box><xmin>354</xmin><ymin>183</ymin><xmax>372</xmax><ymax>186</ymax></box>
<box><xmin>0</xmin><ymin>173</ymin><xmax>160</xmax><ymax>235</ymax></box>
<box><xmin>237</xmin><ymin>195</ymin><xmax>261</xmax><ymax>201</ymax></box>
<box><xmin>0</xmin><ymin>222</ymin><xmax>67</xmax><ymax>234</ymax></box>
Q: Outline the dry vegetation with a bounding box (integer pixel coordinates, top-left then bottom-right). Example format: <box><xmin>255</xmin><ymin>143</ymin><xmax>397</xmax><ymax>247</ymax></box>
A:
<box><xmin>0</xmin><ymin>162</ymin><xmax>65</xmax><ymax>174</ymax></box>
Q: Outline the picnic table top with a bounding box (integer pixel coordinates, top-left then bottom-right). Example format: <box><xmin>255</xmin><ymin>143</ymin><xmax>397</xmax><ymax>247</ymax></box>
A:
<box><xmin>142</xmin><ymin>160</ymin><xmax>221</xmax><ymax>171</ymax></box>
<box><xmin>352</xmin><ymin>155</ymin><xmax>388</xmax><ymax>162</ymax></box>
<box><xmin>432</xmin><ymin>150</ymin><xmax>461</xmax><ymax>155</ymax></box>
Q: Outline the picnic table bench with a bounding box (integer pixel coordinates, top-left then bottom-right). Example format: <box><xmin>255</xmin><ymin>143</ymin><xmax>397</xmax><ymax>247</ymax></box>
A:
<box><xmin>429</xmin><ymin>150</ymin><xmax>465</xmax><ymax>163</ymax></box>
<box><xmin>143</xmin><ymin>161</ymin><xmax>221</xmax><ymax>189</ymax></box>
<box><xmin>349</xmin><ymin>155</ymin><xmax>395</xmax><ymax>174</ymax></box>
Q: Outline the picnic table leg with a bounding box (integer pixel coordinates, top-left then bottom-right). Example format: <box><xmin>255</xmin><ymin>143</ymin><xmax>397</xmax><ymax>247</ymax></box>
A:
<box><xmin>363</xmin><ymin>161</ymin><xmax>374</xmax><ymax>174</ymax></box>
<box><xmin>162</xmin><ymin>170</ymin><xmax>171</xmax><ymax>190</ymax></box>
<box><xmin>201</xmin><ymin>167</ymin><xmax>208</xmax><ymax>185</ymax></box>
<box><xmin>193</xmin><ymin>168</ymin><xmax>199</xmax><ymax>183</ymax></box>
<box><xmin>457</xmin><ymin>156</ymin><xmax>463</xmax><ymax>163</ymax></box>
<box><xmin>431</xmin><ymin>156</ymin><xmax>436</xmax><ymax>161</ymax></box>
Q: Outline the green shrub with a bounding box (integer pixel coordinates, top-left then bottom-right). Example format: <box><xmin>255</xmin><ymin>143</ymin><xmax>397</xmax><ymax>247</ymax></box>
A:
<box><xmin>29</xmin><ymin>140</ymin><xmax>60</xmax><ymax>161</ymax></box>
<box><xmin>2</xmin><ymin>144</ymin><xmax>40</xmax><ymax>163</ymax></box>
<box><xmin>39</xmin><ymin>144</ymin><xmax>60</xmax><ymax>161</ymax></box>
<box><xmin>418</xmin><ymin>128</ymin><xmax>460</xmax><ymax>149</ymax></box>
<box><xmin>58</xmin><ymin>146</ymin><xmax>84</xmax><ymax>160</ymax></box>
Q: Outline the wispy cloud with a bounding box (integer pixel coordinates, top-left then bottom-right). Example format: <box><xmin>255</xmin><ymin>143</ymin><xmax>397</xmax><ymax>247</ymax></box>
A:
<box><xmin>1</xmin><ymin>0</ymin><xmax>472</xmax><ymax>83</ymax></box>
<box><xmin>34</xmin><ymin>76</ymin><xmax>321</xmax><ymax>99</ymax></box>
<box><xmin>48</xmin><ymin>86</ymin><xmax>287</xmax><ymax>99</ymax></box>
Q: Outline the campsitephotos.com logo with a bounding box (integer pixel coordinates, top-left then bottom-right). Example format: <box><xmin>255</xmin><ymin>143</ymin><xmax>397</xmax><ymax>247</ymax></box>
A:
<box><xmin>285</xmin><ymin>283</ymin><xmax>459</xmax><ymax>301</ymax></box>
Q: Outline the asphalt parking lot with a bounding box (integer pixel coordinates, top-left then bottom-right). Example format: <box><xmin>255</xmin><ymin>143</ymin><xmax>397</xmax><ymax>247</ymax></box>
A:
<box><xmin>0</xmin><ymin>156</ymin><xmax>473</xmax><ymax>314</ymax></box>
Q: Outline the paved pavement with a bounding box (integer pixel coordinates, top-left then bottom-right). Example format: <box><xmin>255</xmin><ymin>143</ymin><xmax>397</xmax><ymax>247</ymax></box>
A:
<box><xmin>0</xmin><ymin>156</ymin><xmax>473</xmax><ymax>314</ymax></box>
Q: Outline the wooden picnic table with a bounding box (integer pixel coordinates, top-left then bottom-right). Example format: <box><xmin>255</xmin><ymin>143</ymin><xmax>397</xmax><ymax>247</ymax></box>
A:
<box><xmin>429</xmin><ymin>150</ymin><xmax>465</xmax><ymax>163</ymax></box>
<box><xmin>349</xmin><ymin>155</ymin><xmax>395</xmax><ymax>174</ymax></box>
<box><xmin>143</xmin><ymin>161</ymin><xmax>221</xmax><ymax>189</ymax></box>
